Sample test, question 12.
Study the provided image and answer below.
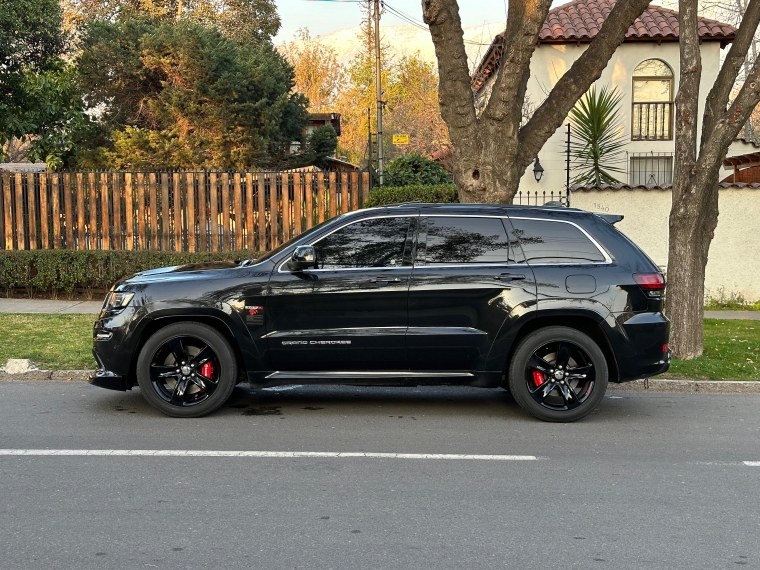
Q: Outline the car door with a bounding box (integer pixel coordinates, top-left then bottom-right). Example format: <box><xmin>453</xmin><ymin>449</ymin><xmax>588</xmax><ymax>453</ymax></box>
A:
<box><xmin>407</xmin><ymin>215</ymin><xmax>537</xmax><ymax>372</ymax></box>
<box><xmin>266</xmin><ymin>215</ymin><xmax>416</xmax><ymax>372</ymax></box>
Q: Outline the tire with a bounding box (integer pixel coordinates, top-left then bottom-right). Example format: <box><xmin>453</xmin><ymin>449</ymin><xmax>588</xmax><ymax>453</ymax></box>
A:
<box><xmin>136</xmin><ymin>322</ymin><xmax>238</xmax><ymax>418</ymax></box>
<box><xmin>508</xmin><ymin>326</ymin><xmax>608</xmax><ymax>422</ymax></box>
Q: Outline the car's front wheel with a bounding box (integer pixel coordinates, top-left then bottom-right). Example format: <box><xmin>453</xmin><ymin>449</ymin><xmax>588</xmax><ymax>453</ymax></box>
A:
<box><xmin>508</xmin><ymin>326</ymin><xmax>608</xmax><ymax>422</ymax></box>
<box><xmin>136</xmin><ymin>322</ymin><xmax>237</xmax><ymax>418</ymax></box>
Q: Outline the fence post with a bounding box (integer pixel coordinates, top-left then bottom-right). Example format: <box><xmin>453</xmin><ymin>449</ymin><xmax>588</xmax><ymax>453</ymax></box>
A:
<box><xmin>15</xmin><ymin>174</ymin><xmax>25</xmax><ymax>249</ymax></box>
<box><xmin>245</xmin><ymin>172</ymin><xmax>255</xmax><ymax>251</ymax></box>
<box><xmin>293</xmin><ymin>172</ymin><xmax>302</xmax><ymax>236</ymax></box>
<box><xmin>2</xmin><ymin>172</ymin><xmax>11</xmax><ymax>249</ymax></box>
<box><xmin>51</xmin><ymin>173</ymin><xmax>61</xmax><ymax>249</ymax></box>
<box><xmin>149</xmin><ymin>173</ymin><xmax>159</xmax><ymax>251</ymax></box>
<box><xmin>209</xmin><ymin>173</ymin><xmax>219</xmax><ymax>252</ymax></box>
<box><xmin>39</xmin><ymin>173</ymin><xmax>48</xmax><ymax>249</ymax></box>
<box><xmin>256</xmin><ymin>173</ymin><xmax>266</xmax><ymax>251</ymax></box>
<box><xmin>173</xmin><ymin>172</ymin><xmax>183</xmax><ymax>252</ymax></box>
<box><xmin>186</xmin><ymin>172</ymin><xmax>196</xmax><ymax>253</ymax></box>
<box><xmin>124</xmin><ymin>173</ymin><xmax>133</xmax><ymax>251</ymax></box>
<box><xmin>100</xmin><ymin>172</ymin><xmax>110</xmax><ymax>250</ymax></box>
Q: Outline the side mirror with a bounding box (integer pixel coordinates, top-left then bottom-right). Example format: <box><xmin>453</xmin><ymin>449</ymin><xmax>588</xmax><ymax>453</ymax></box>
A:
<box><xmin>288</xmin><ymin>245</ymin><xmax>316</xmax><ymax>271</ymax></box>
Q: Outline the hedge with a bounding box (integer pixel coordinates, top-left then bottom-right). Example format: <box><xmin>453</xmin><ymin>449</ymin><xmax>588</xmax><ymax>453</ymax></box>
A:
<box><xmin>383</xmin><ymin>153</ymin><xmax>452</xmax><ymax>187</ymax></box>
<box><xmin>0</xmin><ymin>250</ymin><xmax>259</xmax><ymax>299</ymax></box>
<box><xmin>363</xmin><ymin>184</ymin><xmax>459</xmax><ymax>207</ymax></box>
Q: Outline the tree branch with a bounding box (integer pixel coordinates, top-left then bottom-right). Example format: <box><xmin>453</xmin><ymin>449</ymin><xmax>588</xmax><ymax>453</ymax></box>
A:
<box><xmin>516</xmin><ymin>0</ymin><xmax>651</xmax><ymax>168</ymax></box>
<box><xmin>673</xmin><ymin>0</ymin><xmax>701</xmax><ymax>190</ymax></box>
<box><xmin>703</xmin><ymin>49</ymin><xmax>760</xmax><ymax>166</ymax></box>
<box><xmin>422</xmin><ymin>0</ymin><xmax>477</xmax><ymax>153</ymax></box>
<box><xmin>701</xmin><ymin>0</ymin><xmax>760</xmax><ymax>148</ymax></box>
<box><xmin>482</xmin><ymin>0</ymin><xmax>551</xmax><ymax>137</ymax></box>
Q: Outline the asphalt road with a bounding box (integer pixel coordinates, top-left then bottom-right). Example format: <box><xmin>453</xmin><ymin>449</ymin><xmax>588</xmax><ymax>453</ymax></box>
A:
<box><xmin>0</xmin><ymin>381</ymin><xmax>758</xmax><ymax>570</ymax></box>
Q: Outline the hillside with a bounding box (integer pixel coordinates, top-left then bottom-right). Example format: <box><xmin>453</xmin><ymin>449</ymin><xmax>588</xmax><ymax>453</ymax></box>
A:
<box><xmin>282</xmin><ymin>22</ymin><xmax>505</xmax><ymax>71</ymax></box>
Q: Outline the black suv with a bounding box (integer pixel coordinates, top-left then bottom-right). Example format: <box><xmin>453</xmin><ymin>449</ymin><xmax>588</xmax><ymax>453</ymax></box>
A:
<box><xmin>90</xmin><ymin>203</ymin><xmax>670</xmax><ymax>422</ymax></box>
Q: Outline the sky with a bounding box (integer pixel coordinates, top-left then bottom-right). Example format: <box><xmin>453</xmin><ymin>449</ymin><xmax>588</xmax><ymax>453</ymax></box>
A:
<box><xmin>274</xmin><ymin>0</ymin><xmax>515</xmax><ymax>44</ymax></box>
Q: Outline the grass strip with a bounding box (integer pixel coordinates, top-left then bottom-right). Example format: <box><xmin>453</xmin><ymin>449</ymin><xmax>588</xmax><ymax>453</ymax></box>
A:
<box><xmin>0</xmin><ymin>314</ymin><xmax>95</xmax><ymax>370</ymax></box>
<box><xmin>0</xmin><ymin>315</ymin><xmax>758</xmax><ymax>380</ymax></box>
<box><xmin>667</xmin><ymin>319</ymin><xmax>760</xmax><ymax>381</ymax></box>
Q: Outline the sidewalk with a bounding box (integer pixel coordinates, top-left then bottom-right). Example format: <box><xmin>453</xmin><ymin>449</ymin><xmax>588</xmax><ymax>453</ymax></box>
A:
<box><xmin>0</xmin><ymin>298</ymin><xmax>759</xmax><ymax>318</ymax></box>
<box><xmin>0</xmin><ymin>298</ymin><xmax>102</xmax><ymax>314</ymax></box>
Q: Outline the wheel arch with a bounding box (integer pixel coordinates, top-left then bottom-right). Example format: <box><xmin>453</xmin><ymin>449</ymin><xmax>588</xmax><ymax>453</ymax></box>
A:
<box><xmin>500</xmin><ymin>312</ymin><xmax>620</xmax><ymax>387</ymax></box>
<box><xmin>128</xmin><ymin>313</ymin><xmax>248</xmax><ymax>389</ymax></box>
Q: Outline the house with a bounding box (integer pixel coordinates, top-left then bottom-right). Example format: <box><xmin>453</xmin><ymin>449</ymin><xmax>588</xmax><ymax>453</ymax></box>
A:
<box><xmin>287</xmin><ymin>112</ymin><xmax>342</xmax><ymax>155</ymax></box>
<box><xmin>471</xmin><ymin>0</ymin><xmax>750</xmax><ymax>193</ymax></box>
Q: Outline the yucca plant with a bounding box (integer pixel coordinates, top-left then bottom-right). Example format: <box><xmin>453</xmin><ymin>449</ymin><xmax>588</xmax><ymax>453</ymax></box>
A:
<box><xmin>569</xmin><ymin>85</ymin><xmax>627</xmax><ymax>186</ymax></box>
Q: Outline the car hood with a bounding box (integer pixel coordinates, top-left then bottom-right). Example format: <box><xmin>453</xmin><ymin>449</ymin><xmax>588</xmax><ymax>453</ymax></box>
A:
<box><xmin>118</xmin><ymin>261</ymin><xmax>243</xmax><ymax>287</ymax></box>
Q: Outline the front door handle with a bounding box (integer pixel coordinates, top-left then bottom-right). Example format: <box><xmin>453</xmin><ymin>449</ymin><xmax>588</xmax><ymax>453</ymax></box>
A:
<box><xmin>495</xmin><ymin>273</ymin><xmax>526</xmax><ymax>282</ymax></box>
<box><xmin>370</xmin><ymin>277</ymin><xmax>402</xmax><ymax>285</ymax></box>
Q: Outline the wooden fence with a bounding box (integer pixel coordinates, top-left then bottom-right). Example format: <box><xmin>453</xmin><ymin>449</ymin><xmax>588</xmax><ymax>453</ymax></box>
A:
<box><xmin>0</xmin><ymin>170</ymin><xmax>371</xmax><ymax>252</ymax></box>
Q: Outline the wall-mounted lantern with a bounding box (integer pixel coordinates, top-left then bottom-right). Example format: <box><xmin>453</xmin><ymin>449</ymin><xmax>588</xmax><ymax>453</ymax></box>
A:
<box><xmin>533</xmin><ymin>157</ymin><xmax>544</xmax><ymax>183</ymax></box>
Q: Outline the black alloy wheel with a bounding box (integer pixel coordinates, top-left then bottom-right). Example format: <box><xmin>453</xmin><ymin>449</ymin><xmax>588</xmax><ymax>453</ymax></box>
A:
<box><xmin>136</xmin><ymin>322</ymin><xmax>237</xmax><ymax>418</ymax></box>
<box><xmin>508</xmin><ymin>327</ymin><xmax>608</xmax><ymax>422</ymax></box>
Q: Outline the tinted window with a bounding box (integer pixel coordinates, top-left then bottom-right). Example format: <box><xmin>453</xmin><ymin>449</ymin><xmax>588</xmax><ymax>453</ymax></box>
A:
<box><xmin>423</xmin><ymin>216</ymin><xmax>513</xmax><ymax>264</ymax></box>
<box><xmin>508</xmin><ymin>218</ymin><xmax>606</xmax><ymax>263</ymax></box>
<box><xmin>314</xmin><ymin>217</ymin><xmax>411</xmax><ymax>269</ymax></box>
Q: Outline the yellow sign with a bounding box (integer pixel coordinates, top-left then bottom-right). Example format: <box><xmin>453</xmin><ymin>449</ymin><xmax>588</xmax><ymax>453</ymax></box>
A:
<box><xmin>392</xmin><ymin>134</ymin><xmax>410</xmax><ymax>145</ymax></box>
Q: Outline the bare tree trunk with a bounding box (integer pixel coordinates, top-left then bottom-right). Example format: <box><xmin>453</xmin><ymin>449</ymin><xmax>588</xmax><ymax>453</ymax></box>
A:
<box><xmin>668</xmin><ymin>0</ymin><xmax>760</xmax><ymax>358</ymax></box>
<box><xmin>423</xmin><ymin>0</ymin><xmax>652</xmax><ymax>203</ymax></box>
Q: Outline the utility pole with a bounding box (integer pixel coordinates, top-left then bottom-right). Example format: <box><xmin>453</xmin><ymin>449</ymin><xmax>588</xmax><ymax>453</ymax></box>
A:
<box><xmin>374</xmin><ymin>0</ymin><xmax>384</xmax><ymax>186</ymax></box>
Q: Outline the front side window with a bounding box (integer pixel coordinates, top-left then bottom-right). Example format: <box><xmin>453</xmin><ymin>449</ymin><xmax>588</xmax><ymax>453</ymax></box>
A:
<box><xmin>508</xmin><ymin>218</ymin><xmax>606</xmax><ymax>264</ymax></box>
<box><xmin>632</xmin><ymin>59</ymin><xmax>674</xmax><ymax>140</ymax></box>
<box><xmin>314</xmin><ymin>217</ymin><xmax>412</xmax><ymax>269</ymax></box>
<box><xmin>421</xmin><ymin>216</ymin><xmax>515</xmax><ymax>264</ymax></box>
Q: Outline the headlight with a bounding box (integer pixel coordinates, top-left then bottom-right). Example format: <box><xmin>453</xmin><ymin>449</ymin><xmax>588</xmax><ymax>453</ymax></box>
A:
<box><xmin>102</xmin><ymin>292</ymin><xmax>135</xmax><ymax>313</ymax></box>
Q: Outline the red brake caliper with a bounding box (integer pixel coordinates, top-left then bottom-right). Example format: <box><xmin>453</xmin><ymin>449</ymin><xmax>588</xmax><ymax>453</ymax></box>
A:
<box><xmin>200</xmin><ymin>361</ymin><xmax>214</xmax><ymax>381</ymax></box>
<box><xmin>532</xmin><ymin>370</ymin><xmax>545</xmax><ymax>387</ymax></box>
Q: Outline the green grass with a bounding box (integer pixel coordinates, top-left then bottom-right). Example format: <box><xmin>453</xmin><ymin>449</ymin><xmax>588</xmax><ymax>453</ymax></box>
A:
<box><xmin>0</xmin><ymin>314</ymin><xmax>96</xmax><ymax>370</ymax></box>
<box><xmin>0</xmin><ymin>315</ymin><xmax>758</xmax><ymax>380</ymax></box>
<box><xmin>667</xmin><ymin>319</ymin><xmax>760</xmax><ymax>381</ymax></box>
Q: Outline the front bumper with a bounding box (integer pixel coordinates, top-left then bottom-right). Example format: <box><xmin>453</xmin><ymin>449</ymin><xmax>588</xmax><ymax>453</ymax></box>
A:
<box><xmin>88</xmin><ymin>368</ymin><xmax>128</xmax><ymax>391</ymax></box>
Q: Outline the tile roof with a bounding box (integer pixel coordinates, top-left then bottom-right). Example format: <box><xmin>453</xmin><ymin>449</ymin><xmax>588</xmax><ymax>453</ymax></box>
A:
<box><xmin>471</xmin><ymin>1</ymin><xmax>735</xmax><ymax>92</ymax></box>
<box><xmin>570</xmin><ymin>182</ymin><xmax>760</xmax><ymax>191</ymax></box>
<box><xmin>539</xmin><ymin>0</ymin><xmax>735</xmax><ymax>42</ymax></box>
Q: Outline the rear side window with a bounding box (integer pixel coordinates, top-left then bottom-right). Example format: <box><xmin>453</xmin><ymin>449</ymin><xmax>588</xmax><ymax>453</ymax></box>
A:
<box><xmin>508</xmin><ymin>218</ymin><xmax>606</xmax><ymax>263</ymax></box>
<box><xmin>421</xmin><ymin>216</ymin><xmax>516</xmax><ymax>264</ymax></box>
<box><xmin>314</xmin><ymin>217</ymin><xmax>412</xmax><ymax>268</ymax></box>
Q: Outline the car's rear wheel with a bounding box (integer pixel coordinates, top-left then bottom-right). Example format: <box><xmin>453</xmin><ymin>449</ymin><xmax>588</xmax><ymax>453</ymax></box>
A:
<box><xmin>508</xmin><ymin>327</ymin><xmax>608</xmax><ymax>422</ymax></box>
<box><xmin>136</xmin><ymin>322</ymin><xmax>237</xmax><ymax>418</ymax></box>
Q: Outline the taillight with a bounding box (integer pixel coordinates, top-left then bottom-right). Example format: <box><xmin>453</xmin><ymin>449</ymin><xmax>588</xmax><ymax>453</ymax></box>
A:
<box><xmin>633</xmin><ymin>273</ymin><xmax>665</xmax><ymax>297</ymax></box>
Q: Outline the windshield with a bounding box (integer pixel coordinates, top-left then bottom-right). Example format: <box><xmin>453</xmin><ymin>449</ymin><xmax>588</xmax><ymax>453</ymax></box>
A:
<box><xmin>252</xmin><ymin>217</ymin><xmax>337</xmax><ymax>265</ymax></box>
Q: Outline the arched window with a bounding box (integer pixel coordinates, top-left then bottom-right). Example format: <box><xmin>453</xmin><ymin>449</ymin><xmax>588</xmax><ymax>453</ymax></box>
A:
<box><xmin>631</xmin><ymin>59</ymin><xmax>674</xmax><ymax>140</ymax></box>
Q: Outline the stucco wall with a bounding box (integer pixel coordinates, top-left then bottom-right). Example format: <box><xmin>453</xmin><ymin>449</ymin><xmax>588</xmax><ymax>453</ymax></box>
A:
<box><xmin>478</xmin><ymin>40</ymin><xmax>727</xmax><ymax>192</ymax></box>
<box><xmin>571</xmin><ymin>189</ymin><xmax>760</xmax><ymax>301</ymax></box>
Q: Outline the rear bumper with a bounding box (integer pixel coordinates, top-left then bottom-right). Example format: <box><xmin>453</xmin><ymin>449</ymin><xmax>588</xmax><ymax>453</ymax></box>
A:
<box><xmin>614</xmin><ymin>312</ymin><xmax>671</xmax><ymax>381</ymax></box>
<box><xmin>88</xmin><ymin>369</ymin><xmax>128</xmax><ymax>391</ymax></box>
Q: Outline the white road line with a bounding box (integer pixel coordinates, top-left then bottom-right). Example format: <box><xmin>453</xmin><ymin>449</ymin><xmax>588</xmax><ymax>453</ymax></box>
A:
<box><xmin>0</xmin><ymin>449</ymin><xmax>537</xmax><ymax>461</ymax></box>
<box><xmin>744</xmin><ymin>461</ymin><xmax>760</xmax><ymax>467</ymax></box>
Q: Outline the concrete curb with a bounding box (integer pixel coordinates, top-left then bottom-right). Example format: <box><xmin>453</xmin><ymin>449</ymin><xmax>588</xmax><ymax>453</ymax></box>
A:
<box><xmin>1</xmin><ymin>371</ymin><xmax>759</xmax><ymax>393</ymax></box>
<box><xmin>610</xmin><ymin>378</ymin><xmax>760</xmax><ymax>393</ymax></box>
<box><xmin>0</xmin><ymin>370</ymin><xmax>94</xmax><ymax>382</ymax></box>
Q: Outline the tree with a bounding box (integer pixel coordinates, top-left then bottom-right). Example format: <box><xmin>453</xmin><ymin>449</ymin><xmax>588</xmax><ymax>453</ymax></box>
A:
<box><xmin>668</xmin><ymin>0</ymin><xmax>760</xmax><ymax>358</ymax></box>
<box><xmin>421</xmin><ymin>0</ymin><xmax>653</xmax><ymax>202</ymax></box>
<box><xmin>286</xmin><ymin>125</ymin><xmax>339</xmax><ymax>169</ymax></box>
<box><xmin>0</xmin><ymin>0</ymin><xmax>68</xmax><ymax>157</ymax></box>
<box><xmin>75</xmin><ymin>19</ymin><xmax>308</xmax><ymax>169</ymax></box>
<box><xmin>280</xmin><ymin>28</ymin><xmax>344</xmax><ymax>112</ymax></box>
<box><xmin>569</xmin><ymin>86</ymin><xmax>627</xmax><ymax>186</ymax></box>
<box><xmin>384</xmin><ymin>153</ymin><xmax>450</xmax><ymax>186</ymax></box>
<box><xmin>385</xmin><ymin>55</ymin><xmax>451</xmax><ymax>160</ymax></box>
<box><xmin>61</xmin><ymin>0</ymin><xmax>280</xmax><ymax>44</ymax></box>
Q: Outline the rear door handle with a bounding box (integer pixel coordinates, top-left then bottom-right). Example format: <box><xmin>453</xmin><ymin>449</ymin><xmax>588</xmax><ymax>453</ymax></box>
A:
<box><xmin>370</xmin><ymin>277</ymin><xmax>402</xmax><ymax>284</ymax></box>
<box><xmin>495</xmin><ymin>273</ymin><xmax>526</xmax><ymax>282</ymax></box>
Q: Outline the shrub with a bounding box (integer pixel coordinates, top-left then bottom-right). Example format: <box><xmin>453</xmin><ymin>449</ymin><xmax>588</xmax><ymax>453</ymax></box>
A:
<box><xmin>383</xmin><ymin>153</ymin><xmax>452</xmax><ymax>187</ymax></box>
<box><xmin>363</xmin><ymin>184</ymin><xmax>459</xmax><ymax>207</ymax></box>
<box><xmin>0</xmin><ymin>250</ymin><xmax>258</xmax><ymax>299</ymax></box>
